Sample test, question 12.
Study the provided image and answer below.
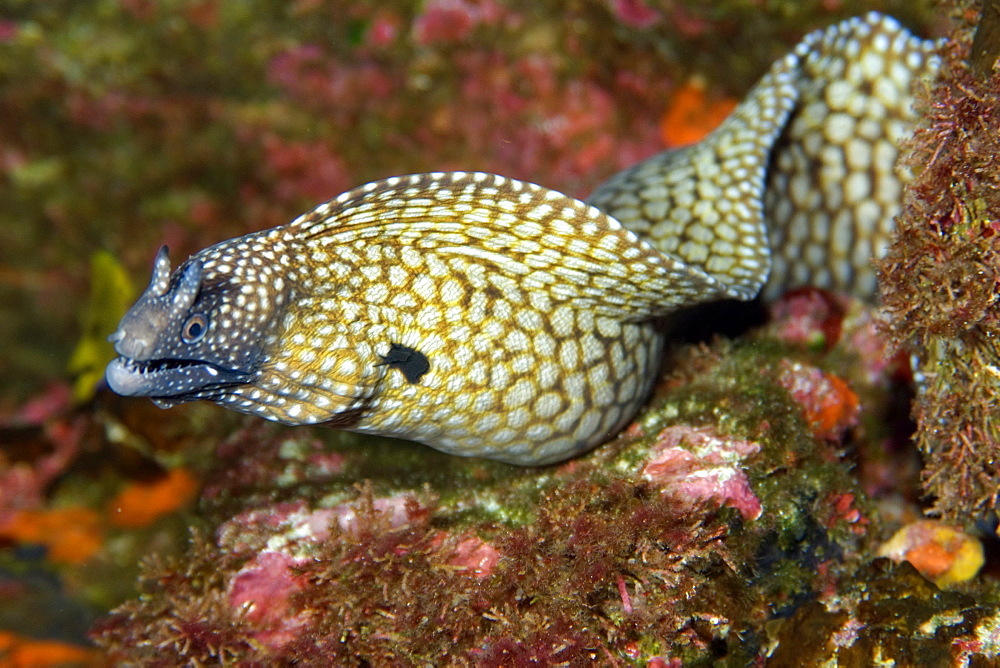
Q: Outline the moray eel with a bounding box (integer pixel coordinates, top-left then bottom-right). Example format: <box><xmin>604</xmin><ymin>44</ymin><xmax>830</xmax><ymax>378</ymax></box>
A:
<box><xmin>106</xmin><ymin>14</ymin><xmax>938</xmax><ymax>465</ymax></box>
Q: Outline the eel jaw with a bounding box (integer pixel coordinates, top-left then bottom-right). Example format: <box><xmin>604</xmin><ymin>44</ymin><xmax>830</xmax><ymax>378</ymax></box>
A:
<box><xmin>105</xmin><ymin>356</ymin><xmax>252</xmax><ymax>401</ymax></box>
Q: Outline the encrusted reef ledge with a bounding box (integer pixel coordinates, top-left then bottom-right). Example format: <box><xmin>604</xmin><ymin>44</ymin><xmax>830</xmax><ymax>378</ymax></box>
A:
<box><xmin>90</xmin><ymin>288</ymin><xmax>1000</xmax><ymax>664</ymax></box>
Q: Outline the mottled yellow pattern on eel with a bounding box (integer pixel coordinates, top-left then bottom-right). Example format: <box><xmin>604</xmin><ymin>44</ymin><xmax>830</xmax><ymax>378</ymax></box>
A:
<box><xmin>106</xmin><ymin>14</ymin><xmax>938</xmax><ymax>465</ymax></box>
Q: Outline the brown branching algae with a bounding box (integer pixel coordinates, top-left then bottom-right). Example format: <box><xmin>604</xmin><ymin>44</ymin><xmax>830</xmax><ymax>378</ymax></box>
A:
<box><xmin>879</xmin><ymin>0</ymin><xmax>1000</xmax><ymax>518</ymax></box>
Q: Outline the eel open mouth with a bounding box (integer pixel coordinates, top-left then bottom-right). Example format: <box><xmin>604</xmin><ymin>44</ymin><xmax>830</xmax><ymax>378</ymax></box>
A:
<box><xmin>105</xmin><ymin>356</ymin><xmax>251</xmax><ymax>398</ymax></box>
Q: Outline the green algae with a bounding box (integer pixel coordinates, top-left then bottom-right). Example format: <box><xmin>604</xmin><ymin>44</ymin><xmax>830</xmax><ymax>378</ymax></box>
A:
<box><xmin>67</xmin><ymin>251</ymin><xmax>135</xmax><ymax>403</ymax></box>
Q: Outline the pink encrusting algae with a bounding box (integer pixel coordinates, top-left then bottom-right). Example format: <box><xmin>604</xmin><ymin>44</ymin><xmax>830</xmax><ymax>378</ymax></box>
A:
<box><xmin>641</xmin><ymin>425</ymin><xmax>763</xmax><ymax>521</ymax></box>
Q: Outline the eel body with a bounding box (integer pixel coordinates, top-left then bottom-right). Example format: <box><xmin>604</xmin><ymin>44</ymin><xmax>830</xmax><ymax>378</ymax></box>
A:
<box><xmin>106</xmin><ymin>14</ymin><xmax>938</xmax><ymax>465</ymax></box>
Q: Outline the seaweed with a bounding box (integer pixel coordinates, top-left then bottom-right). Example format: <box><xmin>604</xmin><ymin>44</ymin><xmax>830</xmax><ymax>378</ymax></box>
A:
<box><xmin>878</xmin><ymin>0</ymin><xmax>1000</xmax><ymax>518</ymax></box>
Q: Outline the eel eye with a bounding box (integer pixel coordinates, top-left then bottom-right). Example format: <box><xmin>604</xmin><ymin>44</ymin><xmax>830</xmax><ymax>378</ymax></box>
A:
<box><xmin>181</xmin><ymin>314</ymin><xmax>209</xmax><ymax>344</ymax></box>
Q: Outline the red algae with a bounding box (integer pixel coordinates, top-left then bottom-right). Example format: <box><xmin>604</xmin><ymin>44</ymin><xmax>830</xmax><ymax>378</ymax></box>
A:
<box><xmin>444</xmin><ymin>534</ymin><xmax>500</xmax><ymax>578</ymax></box>
<box><xmin>608</xmin><ymin>0</ymin><xmax>661</xmax><ymax>29</ymax></box>
<box><xmin>777</xmin><ymin>360</ymin><xmax>860</xmax><ymax>441</ymax></box>
<box><xmin>641</xmin><ymin>425</ymin><xmax>762</xmax><ymax>520</ymax></box>
<box><xmin>92</xmin><ymin>433</ymin><xmax>750</xmax><ymax>663</ymax></box>
<box><xmin>768</xmin><ymin>287</ymin><xmax>848</xmax><ymax>352</ymax></box>
<box><xmin>411</xmin><ymin>0</ymin><xmax>496</xmax><ymax>45</ymax></box>
<box><xmin>227</xmin><ymin>551</ymin><xmax>311</xmax><ymax>652</ymax></box>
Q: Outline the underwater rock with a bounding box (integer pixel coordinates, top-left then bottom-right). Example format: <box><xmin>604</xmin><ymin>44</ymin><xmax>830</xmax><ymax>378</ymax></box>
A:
<box><xmin>767</xmin><ymin>559</ymin><xmax>999</xmax><ymax>666</ymax></box>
